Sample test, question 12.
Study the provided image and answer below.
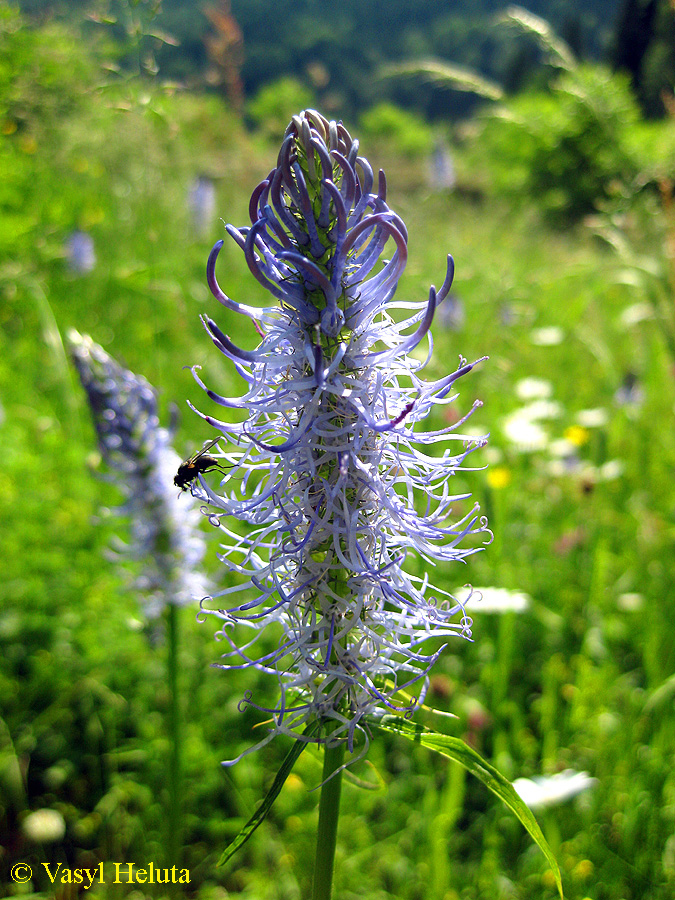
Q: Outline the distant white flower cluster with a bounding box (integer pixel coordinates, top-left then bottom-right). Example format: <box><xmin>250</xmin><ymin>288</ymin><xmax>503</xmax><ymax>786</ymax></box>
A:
<box><xmin>455</xmin><ymin>585</ymin><xmax>531</xmax><ymax>614</ymax></box>
<box><xmin>22</xmin><ymin>809</ymin><xmax>66</xmax><ymax>844</ymax></box>
<box><xmin>513</xmin><ymin>769</ymin><xmax>597</xmax><ymax>811</ymax></box>
<box><xmin>530</xmin><ymin>326</ymin><xmax>564</xmax><ymax>346</ymax></box>
<box><xmin>502</xmin><ymin>390</ymin><xmax>561</xmax><ymax>452</ymax></box>
<box><xmin>498</xmin><ymin>377</ymin><xmax>624</xmax><ymax>483</ymax></box>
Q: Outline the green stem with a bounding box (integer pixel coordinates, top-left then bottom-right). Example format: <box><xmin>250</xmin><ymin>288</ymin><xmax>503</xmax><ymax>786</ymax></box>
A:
<box><xmin>492</xmin><ymin>611</ymin><xmax>515</xmax><ymax>711</ymax></box>
<box><xmin>311</xmin><ymin>739</ymin><xmax>345</xmax><ymax>900</ymax></box>
<box><xmin>167</xmin><ymin>603</ymin><xmax>182</xmax><ymax>870</ymax></box>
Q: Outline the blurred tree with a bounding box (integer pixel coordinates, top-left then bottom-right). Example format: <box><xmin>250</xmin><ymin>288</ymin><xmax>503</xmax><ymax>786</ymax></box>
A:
<box><xmin>612</xmin><ymin>0</ymin><xmax>675</xmax><ymax>116</ymax></box>
<box><xmin>358</xmin><ymin>101</ymin><xmax>435</xmax><ymax>158</ymax></box>
<box><xmin>612</xmin><ymin>0</ymin><xmax>659</xmax><ymax>84</ymax></box>
<box><xmin>203</xmin><ymin>0</ymin><xmax>244</xmax><ymax>112</ymax></box>
<box><xmin>246</xmin><ymin>76</ymin><xmax>314</xmax><ymax>138</ymax></box>
<box><xmin>16</xmin><ymin>0</ymin><xmax>622</xmax><ymax>120</ymax></box>
<box><xmin>639</xmin><ymin>0</ymin><xmax>675</xmax><ymax>115</ymax></box>
<box><xmin>479</xmin><ymin>63</ymin><xmax>642</xmax><ymax>222</ymax></box>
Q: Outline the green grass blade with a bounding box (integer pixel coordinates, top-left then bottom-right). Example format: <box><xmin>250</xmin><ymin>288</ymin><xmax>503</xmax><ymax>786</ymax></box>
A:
<box><xmin>381</xmin><ymin>59</ymin><xmax>504</xmax><ymax>100</ymax></box>
<box><xmin>217</xmin><ymin>723</ymin><xmax>319</xmax><ymax>867</ymax></box>
<box><xmin>499</xmin><ymin>6</ymin><xmax>576</xmax><ymax>70</ymax></box>
<box><xmin>375</xmin><ymin>716</ymin><xmax>564</xmax><ymax>900</ymax></box>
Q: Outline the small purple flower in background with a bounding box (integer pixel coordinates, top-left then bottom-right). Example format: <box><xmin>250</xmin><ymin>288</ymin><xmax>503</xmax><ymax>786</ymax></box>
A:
<box><xmin>69</xmin><ymin>330</ymin><xmax>207</xmax><ymax>618</ymax></box>
<box><xmin>189</xmin><ymin>175</ymin><xmax>217</xmax><ymax>238</ymax></box>
<box><xmin>614</xmin><ymin>371</ymin><xmax>644</xmax><ymax>411</ymax></box>
<box><xmin>66</xmin><ymin>230</ymin><xmax>96</xmax><ymax>274</ymax></box>
<box><xmin>188</xmin><ymin>110</ymin><xmax>489</xmax><ymax>760</ymax></box>
<box><xmin>437</xmin><ymin>291</ymin><xmax>465</xmax><ymax>331</ymax></box>
<box><xmin>428</xmin><ymin>139</ymin><xmax>456</xmax><ymax>192</ymax></box>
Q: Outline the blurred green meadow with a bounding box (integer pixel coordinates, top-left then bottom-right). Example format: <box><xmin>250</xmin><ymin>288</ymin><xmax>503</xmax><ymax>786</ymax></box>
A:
<box><xmin>2</xmin><ymin>4</ymin><xmax>675</xmax><ymax>899</ymax></box>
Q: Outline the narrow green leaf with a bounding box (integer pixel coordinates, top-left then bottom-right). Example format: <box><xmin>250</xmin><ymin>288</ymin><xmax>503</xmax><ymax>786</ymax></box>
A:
<box><xmin>499</xmin><ymin>6</ymin><xmax>576</xmax><ymax>71</ymax></box>
<box><xmin>381</xmin><ymin>59</ymin><xmax>504</xmax><ymax>101</ymax></box>
<box><xmin>375</xmin><ymin>716</ymin><xmax>564</xmax><ymax>900</ymax></box>
<box><xmin>217</xmin><ymin>723</ymin><xmax>318</xmax><ymax>867</ymax></box>
<box><xmin>147</xmin><ymin>29</ymin><xmax>180</xmax><ymax>47</ymax></box>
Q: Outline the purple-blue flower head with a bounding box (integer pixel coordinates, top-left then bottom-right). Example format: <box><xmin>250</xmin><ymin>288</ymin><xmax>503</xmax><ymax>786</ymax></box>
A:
<box><xmin>69</xmin><ymin>330</ymin><xmax>208</xmax><ymax>618</ymax></box>
<box><xmin>189</xmin><ymin>110</ymin><xmax>489</xmax><ymax>759</ymax></box>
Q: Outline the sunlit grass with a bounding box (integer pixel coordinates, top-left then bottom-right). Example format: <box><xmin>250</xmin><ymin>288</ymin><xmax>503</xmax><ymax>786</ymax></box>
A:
<box><xmin>3</xmin><ymin>49</ymin><xmax>675</xmax><ymax>900</ymax></box>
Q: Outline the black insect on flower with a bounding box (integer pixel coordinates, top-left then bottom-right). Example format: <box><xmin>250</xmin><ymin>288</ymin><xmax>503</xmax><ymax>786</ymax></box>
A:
<box><xmin>174</xmin><ymin>438</ymin><xmax>228</xmax><ymax>492</ymax></box>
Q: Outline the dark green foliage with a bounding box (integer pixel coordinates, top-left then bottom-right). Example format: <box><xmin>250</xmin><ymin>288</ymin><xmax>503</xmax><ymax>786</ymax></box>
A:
<box><xmin>246</xmin><ymin>77</ymin><xmax>315</xmax><ymax>138</ymax></box>
<box><xmin>637</xmin><ymin>0</ymin><xmax>675</xmax><ymax>117</ymax></box>
<box><xmin>376</xmin><ymin>717</ymin><xmax>563</xmax><ymax>899</ymax></box>
<box><xmin>16</xmin><ymin>0</ymin><xmax>624</xmax><ymax>121</ymax></box>
<box><xmin>612</xmin><ymin>0</ymin><xmax>659</xmax><ymax>84</ymax></box>
<box><xmin>612</xmin><ymin>0</ymin><xmax>675</xmax><ymax>117</ymax></box>
<box><xmin>358</xmin><ymin>102</ymin><xmax>435</xmax><ymax>159</ymax></box>
<box><xmin>479</xmin><ymin>64</ymin><xmax>642</xmax><ymax>221</ymax></box>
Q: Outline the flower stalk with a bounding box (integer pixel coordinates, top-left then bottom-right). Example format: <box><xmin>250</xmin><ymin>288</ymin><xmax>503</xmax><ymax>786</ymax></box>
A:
<box><xmin>187</xmin><ymin>111</ymin><xmax>489</xmax><ymax>888</ymax></box>
<box><xmin>312</xmin><ymin>741</ymin><xmax>345</xmax><ymax>900</ymax></box>
<box><xmin>167</xmin><ymin>602</ymin><xmax>182</xmax><ymax>870</ymax></box>
<box><xmin>69</xmin><ymin>331</ymin><xmax>207</xmax><ymax>872</ymax></box>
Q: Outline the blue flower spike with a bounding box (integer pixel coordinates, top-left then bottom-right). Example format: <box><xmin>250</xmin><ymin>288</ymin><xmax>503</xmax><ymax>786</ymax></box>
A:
<box><xmin>190</xmin><ymin>110</ymin><xmax>490</xmax><ymax>763</ymax></box>
<box><xmin>68</xmin><ymin>330</ymin><xmax>208</xmax><ymax>618</ymax></box>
